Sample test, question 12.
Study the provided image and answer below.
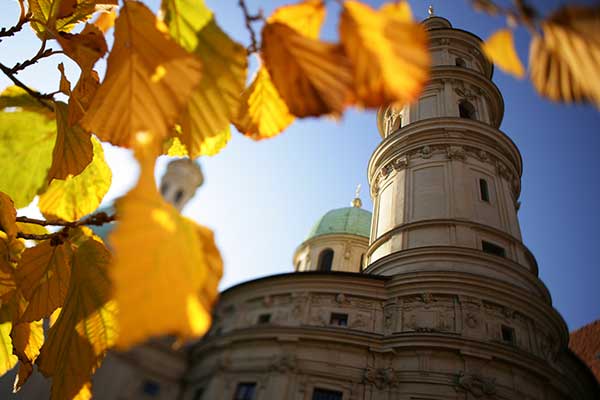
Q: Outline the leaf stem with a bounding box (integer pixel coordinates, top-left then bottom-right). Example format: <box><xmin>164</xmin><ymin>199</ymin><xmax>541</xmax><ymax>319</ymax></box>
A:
<box><xmin>0</xmin><ymin>2</ymin><xmax>30</xmax><ymax>42</ymax></box>
<box><xmin>16</xmin><ymin>212</ymin><xmax>117</xmax><ymax>228</ymax></box>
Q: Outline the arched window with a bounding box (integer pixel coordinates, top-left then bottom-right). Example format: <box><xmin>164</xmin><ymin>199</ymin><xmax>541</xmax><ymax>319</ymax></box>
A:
<box><xmin>174</xmin><ymin>189</ymin><xmax>184</xmax><ymax>205</ymax></box>
<box><xmin>359</xmin><ymin>253</ymin><xmax>365</xmax><ymax>272</ymax></box>
<box><xmin>459</xmin><ymin>100</ymin><xmax>476</xmax><ymax>120</ymax></box>
<box><xmin>455</xmin><ymin>57</ymin><xmax>466</xmax><ymax>68</ymax></box>
<box><xmin>317</xmin><ymin>249</ymin><xmax>334</xmax><ymax>272</ymax></box>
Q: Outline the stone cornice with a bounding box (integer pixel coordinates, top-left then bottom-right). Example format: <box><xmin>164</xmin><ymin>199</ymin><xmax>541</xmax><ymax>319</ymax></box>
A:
<box><xmin>367</xmin><ymin>218</ymin><xmax>537</xmax><ymax>273</ymax></box>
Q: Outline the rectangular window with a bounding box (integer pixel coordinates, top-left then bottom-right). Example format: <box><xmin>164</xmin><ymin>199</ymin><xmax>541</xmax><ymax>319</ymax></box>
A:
<box><xmin>482</xmin><ymin>241</ymin><xmax>506</xmax><ymax>257</ymax></box>
<box><xmin>501</xmin><ymin>325</ymin><xmax>516</xmax><ymax>345</ymax></box>
<box><xmin>257</xmin><ymin>313</ymin><xmax>271</xmax><ymax>324</ymax></box>
<box><xmin>312</xmin><ymin>388</ymin><xmax>343</xmax><ymax>400</ymax></box>
<box><xmin>141</xmin><ymin>380</ymin><xmax>160</xmax><ymax>397</ymax></box>
<box><xmin>330</xmin><ymin>313</ymin><xmax>348</xmax><ymax>327</ymax></box>
<box><xmin>479</xmin><ymin>178</ymin><xmax>490</xmax><ymax>202</ymax></box>
<box><xmin>193</xmin><ymin>388</ymin><xmax>205</xmax><ymax>400</ymax></box>
<box><xmin>233</xmin><ymin>383</ymin><xmax>256</xmax><ymax>400</ymax></box>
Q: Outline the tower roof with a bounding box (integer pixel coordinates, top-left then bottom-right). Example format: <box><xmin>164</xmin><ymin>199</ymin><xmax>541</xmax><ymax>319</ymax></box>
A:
<box><xmin>306</xmin><ymin>206</ymin><xmax>372</xmax><ymax>240</ymax></box>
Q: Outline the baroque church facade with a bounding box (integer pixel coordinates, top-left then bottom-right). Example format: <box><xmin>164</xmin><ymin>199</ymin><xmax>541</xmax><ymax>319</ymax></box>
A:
<box><xmin>3</xmin><ymin>13</ymin><xmax>599</xmax><ymax>400</ymax></box>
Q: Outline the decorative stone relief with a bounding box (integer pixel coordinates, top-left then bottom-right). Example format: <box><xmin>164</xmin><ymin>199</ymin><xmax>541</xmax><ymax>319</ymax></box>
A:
<box><xmin>392</xmin><ymin>155</ymin><xmax>409</xmax><ymax>170</ymax></box>
<box><xmin>383</xmin><ymin>106</ymin><xmax>402</xmax><ymax>136</ymax></box>
<box><xmin>454</xmin><ymin>85</ymin><xmax>477</xmax><ymax>101</ymax></box>
<box><xmin>539</xmin><ymin>332</ymin><xmax>560</xmax><ymax>363</ymax></box>
<box><xmin>336</xmin><ymin>293</ymin><xmax>347</xmax><ymax>304</ymax></box>
<box><xmin>349</xmin><ymin>312</ymin><xmax>369</xmax><ymax>329</ymax></box>
<box><xmin>362</xmin><ymin>367</ymin><xmax>399</xmax><ymax>389</ymax></box>
<box><xmin>420</xmin><ymin>145</ymin><xmax>433</xmax><ymax>159</ymax></box>
<box><xmin>270</xmin><ymin>354</ymin><xmax>298</xmax><ymax>373</ymax></box>
<box><xmin>456</xmin><ymin>372</ymin><xmax>496</xmax><ymax>398</ymax></box>
<box><xmin>439</xmin><ymin>38</ymin><xmax>450</xmax><ymax>46</ymax></box>
<box><xmin>263</xmin><ymin>295</ymin><xmax>273</xmax><ymax>307</ymax></box>
<box><xmin>402</xmin><ymin>294</ymin><xmax>456</xmax><ymax>333</ymax></box>
<box><xmin>447</xmin><ymin>145</ymin><xmax>466</xmax><ymax>160</ymax></box>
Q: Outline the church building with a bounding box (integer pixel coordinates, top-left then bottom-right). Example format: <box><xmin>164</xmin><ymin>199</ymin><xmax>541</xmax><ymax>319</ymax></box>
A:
<box><xmin>3</xmin><ymin>11</ymin><xmax>599</xmax><ymax>400</ymax></box>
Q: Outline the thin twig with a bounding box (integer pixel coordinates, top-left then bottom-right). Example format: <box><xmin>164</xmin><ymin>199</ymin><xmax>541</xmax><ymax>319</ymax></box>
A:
<box><xmin>9</xmin><ymin>40</ymin><xmax>63</xmax><ymax>74</ymax></box>
<box><xmin>238</xmin><ymin>0</ymin><xmax>263</xmax><ymax>54</ymax></box>
<box><xmin>471</xmin><ymin>0</ymin><xmax>539</xmax><ymax>35</ymax></box>
<box><xmin>16</xmin><ymin>212</ymin><xmax>117</xmax><ymax>228</ymax></box>
<box><xmin>16</xmin><ymin>212</ymin><xmax>117</xmax><ymax>243</ymax></box>
<box><xmin>0</xmin><ymin>62</ymin><xmax>54</xmax><ymax>111</ymax></box>
<box><xmin>0</xmin><ymin>0</ymin><xmax>30</xmax><ymax>42</ymax></box>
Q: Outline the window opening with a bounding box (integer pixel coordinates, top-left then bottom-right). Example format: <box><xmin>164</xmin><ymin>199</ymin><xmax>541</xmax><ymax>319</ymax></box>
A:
<box><xmin>501</xmin><ymin>325</ymin><xmax>516</xmax><ymax>345</ymax></box>
<box><xmin>257</xmin><ymin>313</ymin><xmax>271</xmax><ymax>324</ymax></box>
<box><xmin>233</xmin><ymin>383</ymin><xmax>256</xmax><ymax>400</ymax></box>
<box><xmin>482</xmin><ymin>241</ymin><xmax>506</xmax><ymax>257</ymax></box>
<box><xmin>312</xmin><ymin>388</ymin><xmax>343</xmax><ymax>400</ymax></box>
<box><xmin>479</xmin><ymin>178</ymin><xmax>490</xmax><ymax>202</ymax></box>
<box><xmin>459</xmin><ymin>100</ymin><xmax>476</xmax><ymax>120</ymax></box>
<box><xmin>317</xmin><ymin>249</ymin><xmax>334</xmax><ymax>272</ymax></box>
<box><xmin>359</xmin><ymin>253</ymin><xmax>365</xmax><ymax>271</ymax></box>
<box><xmin>330</xmin><ymin>313</ymin><xmax>348</xmax><ymax>327</ymax></box>
<box><xmin>160</xmin><ymin>183</ymin><xmax>169</xmax><ymax>196</ymax></box>
<box><xmin>455</xmin><ymin>57</ymin><xmax>466</xmax><ymax>67</ymax></box>
<box><xmin>141</xmin><ymin>380</ymin><xmax>160</xmax><ymax>397</ymax></box>
<box><xmin>174</xmin><ymin>189</ymin><xmax>184</xmax><ymax>204</ymax></box>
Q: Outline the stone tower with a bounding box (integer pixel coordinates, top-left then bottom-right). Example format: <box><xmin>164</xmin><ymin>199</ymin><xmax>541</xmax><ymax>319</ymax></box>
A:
<box><xmin>365</xmin><ymin>15</ymin><xmax>599</xmax><ymax>399</ymax></box>
<box><xmin>159</xmin><ymin>158</ymin><xmax>204</xmax><ymax>211</ymax></box>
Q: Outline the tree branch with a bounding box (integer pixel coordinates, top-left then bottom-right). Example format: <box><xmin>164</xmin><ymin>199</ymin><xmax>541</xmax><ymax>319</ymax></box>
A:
<box><xmin>238</xmin><ymin>0</ymin><xmax>263</xmax><ymax>54</ymax></box>
<box><xmin>0</xmin><ymin>62</ymin><xmax>55</xmax><ymax>111</ymax></box>
<box><xmin>16</xmin><ymin>212</ymin><xmax>117</xmax><ymax>243</ymax></box>
<box><xmin>0</xmin><ymin>1</ymin><xmax>30</xmax><ymax>42</ymax></box>
<box><xmin>8</xmin><ymin>40</ymin><xmax>63</xmax><ymax>75</ymax></box>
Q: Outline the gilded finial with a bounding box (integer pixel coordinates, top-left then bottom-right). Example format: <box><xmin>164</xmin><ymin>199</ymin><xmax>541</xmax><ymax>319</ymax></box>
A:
<box><xmin>351</xmin><ymin>184</ymin><xmax>362</xmax><ymax>208</ymax></box>
<box><xmin>428</xmin><ymin>5</ymin><xmax>434</xmax><ymax>17</ymax></box>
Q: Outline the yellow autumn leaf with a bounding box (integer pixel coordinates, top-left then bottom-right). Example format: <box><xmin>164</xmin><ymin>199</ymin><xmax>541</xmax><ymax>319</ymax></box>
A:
<box><xmin>268</xmin><ymin>0</ymin><xmax>326</xmax><ymax>39</ymax></box>
<box><xmin>0</xmin><ymin>192</ymin><xmax>17</xmax><ymax>240</ymax></box>
<box><xmin>163</xmin><ymin>0</ymin><xmax>247</xmax><ymax>157</ymax></box>
<box><xmin>233</xmin><ymin>66</ymin><xmax>294</xmax><ymax>139</ymax></box>
<box><xmin>80</xmin><ymin>1</ymin><xmax>202</xmax><ymax>149</ymax></box>
<box><xmin>11</xmin><ymin>319</ymin><xmax>44</xmax><ymax>391</ymax></box>
<box><xmin>68</xmin><ymin>70</ymin><xmax>100</xmax><ymax>126</ymax></box>
<box><xmin>16</xmin><ymin>222</ymin><xmax>48</xmax><ymax>236</ymax></box>
<box><xmin>58</xmin><ymin>63</ymin><xmax>72</xmax><ymax>95</ymax></box>
<box><xmin>482</xmin><ymin>29</ymin><xmax>525</xmax><ymax>78</ymax></box>
<box><xmin>0</xmin><ymin>238</ymin><xmax>16</xmax><ymax>299</ymax></box>
<box><xmin>16</xmin><ymin>240</ymin><xmax>73</xmax><ymax>322</ymax></box>
<box><xmin>164</xmin><ymin>135</ymin><xmax>189</xmax><ymax>157</ymax></box>
<box><xmin>47</xmin><ymin>102</ymin><xmax>93</xmax><ymax>181</ymax></box>
<box><xmin>110</xmin><ymin>140</ymin><xmax>221</xmax><ymax>348</ymax></box>
<box><xmin>0</xmin><ymin>304</ymin><xmax>17</xmax><ymax>377</ymax></box>
<box><xmin>37</xmin><ymin>238</ymin><xmax>116</xmax><ymax>400</ymax></box>
<box><xmin>262</xmin><ymin>22</ymin><xmax>354</xmax><ymax>117</ymax></box>
<box><xmin>339</xmin><ymin>0</ymin><xmax>430</xmax><ymax>107</ymax></box>
<box><xmin>529</xmin><ymin>5</ymin><xmax>600</xmax><ymax>107</ymax></box>
<box><xmin>93</xmin><ymin>7</ymin><xmax>117</xmax><ymax>33</ymax></box>
<box><xmin>55</xmin><ymin>23</ymin><xmax>108</xmax><ymax>74</ymax></box>
<box><xmin>39</xmin><ymin>138</ymin><xmax>111</xmax><ymax>222</ymax></box>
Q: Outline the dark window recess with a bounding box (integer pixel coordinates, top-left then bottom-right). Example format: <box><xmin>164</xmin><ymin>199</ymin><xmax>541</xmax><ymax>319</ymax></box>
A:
<box><xmin>257</xmin><ymin>313</ymin><xmax>271</xmax><ymax>324</ymax></box>
<box><xmin>317</xmin><ymin>249</ymin><xmax>334</xmax><ymax>272</ymax></box>
<box><xmin>330</xmin><ymin>313</ymin><xmax>348</xmax><ymax>327</ymax></box>
<box><xmin>296</xmin><ymin>261</ymin><xmax>301</xmax><ymax>270</ymax></box>
<box><xmin>141</xmin><ymin>380</ymin><xmax>161</xmax><ymax>396</ymax></box>
<box><xmin>459</xmin><ymin>100</ymin><xmax>476</xmax><ymax>120</ymax></box>
<box><xmin>160</xmin><ymin>183</ymin><xmax>169</xmax><ymax>196</ymax></box>
<box><xmin>312</xmin><ymin>388</ymin><xmax>343</xmax><ymax>400</ymax></box>
<box><xmin>174</xmin><ymin>189</ymin><xmax>184</xmax><ymax>204</ymax></box>
<box><xmin>193</xmin><ymin>388</ymin><xmax>205</xmax><ymax>400</ymax></box>
<box><xmin>501</xmin><ymin>325</ymin><xmax>516</xmax><ymax>344</ymax></box>
<box><xmin>359</xmin><ymin>253</ymin><xmax>365</xmax><ymax>271</ymax></box>
<box><xmin>482</xmin><ymin>241</ymin><xmax>506</xmax><ymax>257</ymax></box>
<box><xmin>233</xmin><ymin>383</ymin><xmax>256</xmax><ymax>400</ymax></box>
<box><xmin>479</xmin><ymin>178</ymin><xmax>490</xmax><ymax>202</ymax></box>
<box><xmin>455</xmin><ymin>57</ymin><xmax>466</xmax><ymax>67</ymax></box>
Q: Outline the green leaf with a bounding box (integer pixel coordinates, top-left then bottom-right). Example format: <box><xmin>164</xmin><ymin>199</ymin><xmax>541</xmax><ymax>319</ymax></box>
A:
<box><xmin>0</xmin><ymin>111</ymin><xmax>57</xmax><ymax>208</ymax></box>
<box><xmin>163</xmin><ymin>0</ymin><xmax>247</xmax><ymax>156</ymax></box>
<box><xmin>28</xmin><ymin>0</ymin><xmax>99</xmax><ymax>39</ymax></box>
<box><xmin>0</xmin><ymin>86</ymin><xmax>53</xmax><ymax>117</ymax></box>
<box><xmin>39</xmin><ymin>137</ymin><xmax>111</xmax><ymax>222</ymax></box>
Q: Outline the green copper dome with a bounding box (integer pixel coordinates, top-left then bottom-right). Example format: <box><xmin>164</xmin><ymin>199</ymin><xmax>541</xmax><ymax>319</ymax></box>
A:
<box><xmin>307</xmin><ymin>206</ymin><xmax>372</xmax><ymax>240</ymax></box>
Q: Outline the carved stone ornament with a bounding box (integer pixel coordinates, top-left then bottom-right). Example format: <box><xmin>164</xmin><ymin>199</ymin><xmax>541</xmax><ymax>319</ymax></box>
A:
<box><xmin>383</xmin><ymin>105</ymin><xmax>402</xmax><ymax>135</ymax></box>
<box><xmin>363</xmin><ymin>367</ymin><xmax>399</xmax><ymax>389</ymax></box>
<box><xmin>392</xmin><ymin>155</ymin><xmax>409</xmax><ymax>170</ymax></box>
<box><xmin>263</xmin><ymin>295</ymin><xmax>273</xmax><ymax>307</ymax></box>
<box><xmin>478</xmin><ymin>150</ymin><xmax>489</xmax><ymax>161</ymax></box>
<box><xmin>447</xmin><ymin>145</ymin><xmax>466</xmax><ymax>161</ymax></box>
<box><xmin>439</xmin><ymin>38</ymin><xmax>450</xmax><ymax>46</ymax></box>
<box><xmin>421</xmin><ymin>292</ymin><xmax>434</xmax><ymax>304</ymax></box>
<box><xmin>454</xmin><ymin>85</ymin><xmax>477</xmax><ymax>100</ymax></box>
<box><xmin>420</xmin><ymin>145</ymin><xmax>433</xmax><ymax>159</ymax></box>
<box><xmin>466</xmin><ymin>312</ymin><xmax>479</xmax><ymax>329</ymax></box>
<box><xmin>456</xmin><ymin>372</ymin><xmax>497</xmax><ymax>398</ymax></box>
<box><xmin>496</xmin><ymin>161</ymin><xmax>511</xmax><ymax>180</ymax></box>
<box><xmin>336</xmin><ymin>293</ymin><xmax>347</xmax><ymax>304</ymax></box>
<box><xmin>270</xmin><ymin>354</ymin><xmax>298</xmax><ymax>373</ymax></box>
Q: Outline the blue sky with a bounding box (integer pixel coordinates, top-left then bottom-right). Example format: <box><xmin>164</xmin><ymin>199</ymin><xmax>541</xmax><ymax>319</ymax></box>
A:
<box><xmin>0</xmin><ymin>0</ymin><xmax>598</xmax><ymax>331</ymax></box>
